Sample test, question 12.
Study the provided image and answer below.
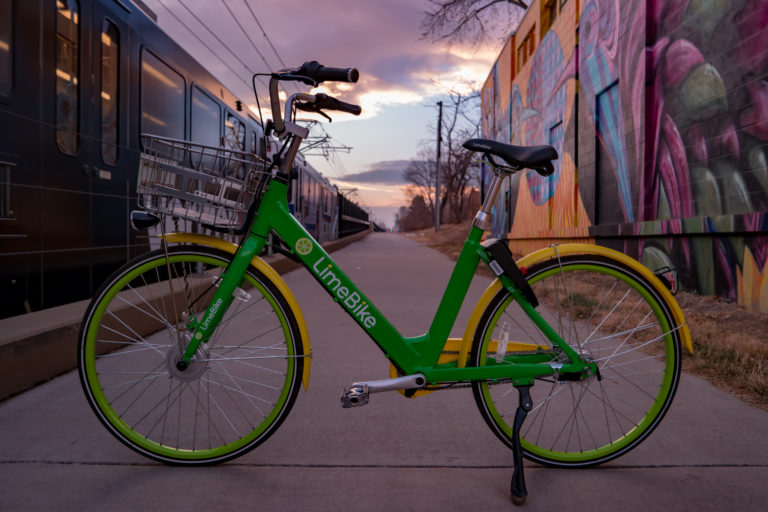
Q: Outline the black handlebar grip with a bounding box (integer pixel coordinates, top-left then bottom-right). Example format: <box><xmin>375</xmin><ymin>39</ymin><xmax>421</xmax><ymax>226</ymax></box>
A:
<box><xmin>317</xmin><ymin>66</ymin><xmax>359</xmax><ymax>83</ymax></box>
<box><xmin>315</xmin><ymin>93</ymin><xmax>361</xmax><ymax>116</ymax></box>
<box><xmin>298</xmin><ymin>61</ymin><xmax>359</xmax><ymax>83</ymax></box>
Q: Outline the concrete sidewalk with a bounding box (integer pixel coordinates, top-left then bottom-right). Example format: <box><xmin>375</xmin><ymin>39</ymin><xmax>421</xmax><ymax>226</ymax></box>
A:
<box><xmin>1</xmin><ymin>232</ymin><xmax>766</xmax><ymax>511</ymax></box>
<box><xmin>0</xmin><ymin>229</ymin><xmax>370</xmax><ymax>401</ymax></box>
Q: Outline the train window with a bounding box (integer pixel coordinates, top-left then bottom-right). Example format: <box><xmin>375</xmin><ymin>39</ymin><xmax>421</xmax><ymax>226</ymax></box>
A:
<box><xmin>224</xmin><ymin>112</ymin><xmax>245</xmax><ymax>151</ymax></box>
<box><xmin>248</xmin><ymin>115</ymin><xmax>262</xmax><ymax>156</ymax></box>
<box><xmin>191</xmin><ymin>86</ymin><xmax>220</xmax><ymax>147</ymax></box>
<box><xmin>141</xmin><ymin>50</ymin><xmax>184</xmax><ymax>140</ymax></box>
<box><xmin>321</xmin><ymin>188</ymin><xmax>327</xmax><ymax>214</ymax></box>
<box><xmin>286</xmin><ymin>171</ymin><xmax>294</xmax><ymax>205</ymax></box>
<box><xmin>0</xmin><ymin>0</ymin><xmax>11</xmax><ymax>96</ymax></box>
<box><xmin>301</xmin><ymin>174</ymin><xmax>309</xmax><ymax>217</ymax></box>
<box><xmin>224</xmin><ymin>112</ymin><xmax>245</xmax><ymax>178</ymax></box>
<box><xmin>250</xmin><ymin>131</ymin><xmax>261</xmax><ymax>156</ymax></box>
<box><xmin>0</xmin><ymin>162</ymin><xmax>13</xmax><ymax>219</ymax></box>
<box><xmin>100</xmin><ymin>20</ymin><xmax>119</xmax><ymax>165</ymax></box>
<box><xmin>56</xmin><ymin>0</ymin><xmax>80</xmax><ymax>155</ymax></box>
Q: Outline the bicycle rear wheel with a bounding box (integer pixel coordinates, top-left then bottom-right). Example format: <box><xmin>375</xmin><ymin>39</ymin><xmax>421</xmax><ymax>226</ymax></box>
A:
<box><xmin>471</xmin><ymin>255</ymin><xmax>682</xmax><ymax>467</ymax></box>
<box><xmin>78</xmin><ymin>246</ymin><xmax>304</xmax><ymax>464</ymax></box>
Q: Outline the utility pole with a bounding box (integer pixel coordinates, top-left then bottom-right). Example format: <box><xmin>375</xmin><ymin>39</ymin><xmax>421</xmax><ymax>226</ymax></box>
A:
<box><xmin>435</xmin><ymin>101</ymin><xmax>442</xmax><ymax>232</ymax></box>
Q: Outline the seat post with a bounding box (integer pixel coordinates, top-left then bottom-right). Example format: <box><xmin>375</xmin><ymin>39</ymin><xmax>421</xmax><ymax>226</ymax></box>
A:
<box><xmin>474</xmin><ymin>171</ymin><xmax>504</xmax><ymax>231</ymax></box>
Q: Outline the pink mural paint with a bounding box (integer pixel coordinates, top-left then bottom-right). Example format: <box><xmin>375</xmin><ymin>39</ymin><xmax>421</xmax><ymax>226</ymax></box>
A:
<box><xmin>735</xmin><ymin>0</ymin><xmax>768</xmax><ymax>75</ymax></box>
<box><xmin>740</xmin><ymin>78</ymin><xmax>768</xmax><ymax>141</ymax></box>
<box><xmin>686</xmin><ymin>124</ymin><xmax>708</xmax><ymax>165</ymax></box>
<box><xmin>482</xmin><ymin>0</ymin><xmax>768</xmax><ymax>309</ymax></box>
<box><xmin>718</xmin><ymin>118</ymin><xmax>740</xmax><ymax>156</ymax></box>
<box><xmin>663</xmin><ymin>39</ymin><xmax>705</xmax><ymax>88</ymax></box>
<box><xmin>661</xmin><ymin>114</ymin><xmax>695</xmax><ymax>219</ymax></box>
<box><xmin>657</xmin><ymin>138</ymin><xmax>682</xmax><ymax>218</ymax></box>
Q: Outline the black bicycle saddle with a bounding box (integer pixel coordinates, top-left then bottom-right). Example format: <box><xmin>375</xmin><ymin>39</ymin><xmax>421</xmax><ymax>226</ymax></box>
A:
<box><xmin>463</xmin><ymin>138</ymin><xmax>557</xmax><ymax>176</ymax></box>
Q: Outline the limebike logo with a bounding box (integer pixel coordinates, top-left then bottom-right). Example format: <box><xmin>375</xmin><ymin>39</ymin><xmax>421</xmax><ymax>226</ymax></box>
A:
<box><xmin>197</xmin><ymin>298</ymin><xmax>224</xmax><ymax>336</ymax></box>
<box><xmin>295</xmin><ymin>238</ymin><xmax>314</xmax><ymax>256</ymax></box>
<box><xmin>312</xmin><ymin>256</ymin><xmax>377</xmax><ymax>329</ymax></box>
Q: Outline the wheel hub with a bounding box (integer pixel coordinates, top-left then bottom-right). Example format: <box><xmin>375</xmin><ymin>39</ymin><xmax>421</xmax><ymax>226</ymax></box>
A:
<box><xmin>166</xmin><ymin>343</ymin><xmax>208</xmax><ymax>382</ymax></box>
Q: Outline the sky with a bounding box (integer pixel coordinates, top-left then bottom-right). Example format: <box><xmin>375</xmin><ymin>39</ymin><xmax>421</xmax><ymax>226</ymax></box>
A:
<box><xmin>141</xmin><ymin>0</ymin><xmax>503</xmax><ymax>228</ymax></box>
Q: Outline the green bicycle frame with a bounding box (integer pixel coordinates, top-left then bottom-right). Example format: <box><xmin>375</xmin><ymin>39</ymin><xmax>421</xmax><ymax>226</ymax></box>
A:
<box><xmin>181</xmin><ymin>153</ymin><xmax>594</xmax><ymax>386</ymax></box>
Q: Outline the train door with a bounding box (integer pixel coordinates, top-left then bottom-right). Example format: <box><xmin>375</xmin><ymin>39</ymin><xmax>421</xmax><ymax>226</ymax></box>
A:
<box><xmin>319</xmin><ymin>185</ymin><xmax>329</xmax><ymax>242</ymax></box>
<box><xmin>37</xmin><ymin>0</ymin><xmax>95</xmax><ymax>309</ymax></box>
<box><xmin>87</xmin><ymin>3</ymin><xmax>132</xmax><ymax>289</ymax></box>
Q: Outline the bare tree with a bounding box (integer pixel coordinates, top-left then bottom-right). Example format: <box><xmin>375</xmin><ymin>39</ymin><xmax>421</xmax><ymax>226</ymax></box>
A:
<box><xmin>422</xmin><ymin>0</ymin><xmax>529</xmax><ymax>46</ymax></box>
<box><xmin>403</xmin><ymin>145</ymin><xmax>437</xmax><ymax>213</ymax></box>
<box><xmin>402</xmin><ymin>82</ymin><xmax>482</xmax><ymax>228</ymax></box>
<box><xmin>397</xmin><ymin>195</ymin><xmax>433</xmax><ymax>232</ymax></box>
<box><xmin>429</xmin><ymin>83</ymin><xmax>482</xmax><ymax>224</ymax></box>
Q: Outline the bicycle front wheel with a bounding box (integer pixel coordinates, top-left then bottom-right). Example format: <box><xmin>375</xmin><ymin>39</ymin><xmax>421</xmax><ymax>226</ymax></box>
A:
<box><xmin>471</xmin><ymin>255</ymin><xmax>682</xmax><ymax>467</ymax></box>
<box><xmin>78</xmin><ymin>246</ymin><xmax>304</xmax><ymax>464</ymax></box>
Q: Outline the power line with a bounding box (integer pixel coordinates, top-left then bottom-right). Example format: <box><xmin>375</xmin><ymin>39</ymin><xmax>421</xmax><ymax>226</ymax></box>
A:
<box><xmin>329</xmin><ymin>149</ymin><xmax>349</xmax><ymax>179</ymax></box>
<box><xmin>219</xmin><ymin>0</ymin><xmax>301</xmax><ymax>99</ymax></box>
<box><xmin>156</xmin><ymin>0</ymin><xmax>252</xmax><ymax>90</ymax></box>
<box><xmin>159</xmin><ymin>0</ymin><xmax>281</xmax><ymax>111</ymax></box>
<box><xmin>176</xmin><ymin>0</ymin><xmax>257</xmax><ymax>78</ymax></box>
<box><xmin>220</xmin><ymin>0</ymin><xmax>271</xmax><ymax>71</ymax></box>
<box><xmin>242</xmin><ymin>0</ymin><xmax>288</xmax><ymax>68</ymax></box>
<box><xmin>239</xmin><ymin>0</ymin><xmax>302</xmax><ymax>95</ymax></box>
<box><xmin>157</xmin><ymin>0</ymin><xmax>347</xmax><ymax>163</ymax></box>
<box><xmin>217</xmin><ymin>0</ymin><xmax>281</xmax><ymax>104</ymax></box>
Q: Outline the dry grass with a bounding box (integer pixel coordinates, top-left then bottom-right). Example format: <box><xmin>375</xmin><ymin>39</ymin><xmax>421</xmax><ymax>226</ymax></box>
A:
<box><xmin>676</xmin><ymin>293</ymin><xmax>768</xmax><ymax>410</ymax></box>
<box><xmin>404</xmin><ymin>221</ymin><xmax>768</xmax><ymax>411</ymax></box>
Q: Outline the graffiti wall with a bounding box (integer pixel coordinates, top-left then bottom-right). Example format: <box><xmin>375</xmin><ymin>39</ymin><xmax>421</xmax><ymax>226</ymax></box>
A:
<box><xmin>481</xmin><ymin>0</ymin><xmax>768</xmax><ymax>311</ymax></box>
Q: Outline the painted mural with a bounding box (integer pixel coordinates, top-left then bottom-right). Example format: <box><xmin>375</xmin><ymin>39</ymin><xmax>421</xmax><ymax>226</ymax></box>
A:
<box><xmin>481</xmin><ymin>0</ymin><xmax>768</xmax><ymax>311</ymax></box>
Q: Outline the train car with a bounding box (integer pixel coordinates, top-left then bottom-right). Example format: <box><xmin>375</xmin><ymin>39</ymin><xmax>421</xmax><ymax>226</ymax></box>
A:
<box><xmin>0</xmin><ymin>0</ymin><xmax>371</xmax><ymax>320</ymax></box>
<box><xmin>284</xmin><ymin>151</ymin><xmax>339</xmax><ymax>243</ymax></box>
<box><xmin>0</xmin><ymin>0</ymin><xmax>267</xmax><ymax>318</ymax></box>
<box><xmin>338</xmin><ymin>193</ymin><xmax>370</xmax><ymax>238</ymax></box>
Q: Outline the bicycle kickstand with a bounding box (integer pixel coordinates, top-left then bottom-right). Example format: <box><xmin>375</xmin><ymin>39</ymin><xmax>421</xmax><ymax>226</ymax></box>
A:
<box><xmin>510</xmin><ymin>385</ymin><xmax>533</xmax><ymax>506</ymax></box>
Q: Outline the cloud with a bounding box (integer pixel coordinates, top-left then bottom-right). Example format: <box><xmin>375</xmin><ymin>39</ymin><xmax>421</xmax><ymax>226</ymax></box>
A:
<box><xmin>145</xmin><ymin>0</ymin><xmax>496</xmax><ymax>119</ymax></box>
<box><xmin>337</xmin><ymin>160</ymin><xmax>409</xmax><ymax>185</ymax></box>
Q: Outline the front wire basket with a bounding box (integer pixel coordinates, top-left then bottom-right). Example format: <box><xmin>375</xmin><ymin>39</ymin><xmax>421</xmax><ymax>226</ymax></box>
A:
<box><xmin>137</xmin><ymin>134</ymin><xmax>272</xmax><ymax>232</ymax></box>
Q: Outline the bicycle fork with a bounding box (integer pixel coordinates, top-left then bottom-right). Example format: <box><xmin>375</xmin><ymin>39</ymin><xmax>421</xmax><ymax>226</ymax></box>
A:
<box><xmin>172</xmin><ymin>235</ymin><xmax>265</xmax><ymax>368</ymax></box>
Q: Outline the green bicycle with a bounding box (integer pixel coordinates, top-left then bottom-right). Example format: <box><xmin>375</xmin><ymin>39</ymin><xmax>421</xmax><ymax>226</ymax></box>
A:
<box><xmin>78</xmin><ymin>62</ymin><xmax>692</xmax><ymax>504</ymax></box>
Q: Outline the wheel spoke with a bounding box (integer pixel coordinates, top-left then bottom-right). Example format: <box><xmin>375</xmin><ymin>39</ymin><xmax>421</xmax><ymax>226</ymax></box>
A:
<box><xmin>79</xmin><ymin>247</ymin><xmax>301</xmax><ymax>463</ymax></box>
<box><xmin>473</xmin><ymin>256</ymin><xmax>681</xmax><ymax>467</ymax></box>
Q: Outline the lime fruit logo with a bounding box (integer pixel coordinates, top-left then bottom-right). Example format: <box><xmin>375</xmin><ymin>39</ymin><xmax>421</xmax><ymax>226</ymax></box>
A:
<box><xmin>295</xmin><ymin>238</ymin><xmax>313</xmax><ymax>256</ymax></box>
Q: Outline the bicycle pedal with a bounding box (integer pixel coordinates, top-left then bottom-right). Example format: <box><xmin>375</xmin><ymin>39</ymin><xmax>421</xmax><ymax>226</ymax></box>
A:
<box><xmin>340</xmin><ymin>385</ymin><xmax>369</xmax><ymax>408</ymax></box>
<box><xmin>339</xmin><ymin>374</ymin><xmax>426</xmax><ymax>408</ymax></box>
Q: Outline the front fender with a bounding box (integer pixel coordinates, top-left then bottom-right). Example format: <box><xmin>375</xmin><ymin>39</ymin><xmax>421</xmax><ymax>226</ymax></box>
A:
<box><xmin>163</xmin><ymin>233</ymin><xmax>312</xmax><ymax>390</ymax></box>
<box><xmin>457</xmin><ymin>243</ymin><xmax>693</xmax><ymax>368</ymax></box>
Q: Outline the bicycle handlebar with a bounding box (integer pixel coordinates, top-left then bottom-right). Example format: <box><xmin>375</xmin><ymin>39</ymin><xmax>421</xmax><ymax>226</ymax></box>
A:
<box><xmin>296</xmin><ymin>61</ymin><xmax>359</xmax><ymax>84</ymax></box>
<box><xmin>313</xmin><ymin>93</ymin><xmax>361</xmax><ymax>116</ymax></box>
<box><xmin>273</xmin><ymin>61</ymin><xmax>359</xmax><ymax>86</ymax></box>
<box><xmin>269</xmin><ymin>61</ymin><xmax>361</xmax><ymax>136</ymax></box>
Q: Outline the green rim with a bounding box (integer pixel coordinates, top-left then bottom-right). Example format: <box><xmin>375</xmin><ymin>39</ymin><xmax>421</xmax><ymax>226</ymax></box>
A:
<box><xmin>82</xmin><ymin>252</ymin><xmax>296</xmax><ymax>462</ymax></box>
<box><xmin>478</xmin><ymin>261</ymin><xmax>678</xmax><ymax>464</ymax></box>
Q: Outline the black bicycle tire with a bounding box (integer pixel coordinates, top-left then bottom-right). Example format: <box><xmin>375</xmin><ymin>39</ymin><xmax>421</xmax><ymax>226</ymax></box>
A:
<box><xmin>78</xmin><ymin>245</ymin><xmax>304</xmax><ymax>465</ymax></box>
<box><xmin>471</xmin><ymin>254</ymin><xmax>683</xmax><ymax>467</ymax></box>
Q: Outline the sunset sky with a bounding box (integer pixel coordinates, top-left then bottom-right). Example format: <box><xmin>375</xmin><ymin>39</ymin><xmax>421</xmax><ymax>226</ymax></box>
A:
<box><xmin>141</xmin><ymin>0</ymin><xmax>506</xmax><ymax>227</ymax></box>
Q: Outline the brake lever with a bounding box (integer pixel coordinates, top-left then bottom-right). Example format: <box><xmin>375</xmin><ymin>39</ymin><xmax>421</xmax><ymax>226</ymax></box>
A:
<box><xmin>295</xmin><ymin>102</ymin><xmax>333</xmax><ymax>122</ymax></box>
<box><xmin>272</xmin><ymin>72</ymin><xmax>318</xmax><ymax>87</ymax></box>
